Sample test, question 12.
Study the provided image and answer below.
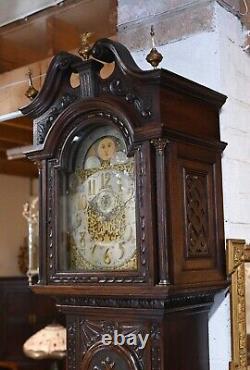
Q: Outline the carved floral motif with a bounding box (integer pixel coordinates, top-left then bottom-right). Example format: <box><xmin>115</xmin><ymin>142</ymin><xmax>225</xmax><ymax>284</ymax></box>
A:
<box><xmin>150</xmin><ymin>138</ymin><xmax>169</xmax><ymax>152</ymax></box>
<box><xmin>103</xmin><ymin>79</ymin><xmax>152</xmax><ymax>119</ymax></box>
<box><xmin>93</xmin><ymin>357</ymin><xmax>116</xmax><ymax>370</ymax></box>
<box><xmin>36</xmin><ymin>93</ymin><xmax>78</xmax><ymax>144</ymax></box>
<box><xmin>57</xmin><ymin>291</ymin><xmax>214</xmax><ymax>309</ymax></box>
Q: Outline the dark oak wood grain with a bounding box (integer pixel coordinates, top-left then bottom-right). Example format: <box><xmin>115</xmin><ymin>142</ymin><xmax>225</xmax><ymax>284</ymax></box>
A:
<box><xmin>22</xmin><ymin>38</ymin><xmax>228</xmax><ymax>370</ymax></box>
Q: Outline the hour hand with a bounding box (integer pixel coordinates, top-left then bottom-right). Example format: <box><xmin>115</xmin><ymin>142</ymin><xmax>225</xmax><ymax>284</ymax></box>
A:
<box><xmin>88</xmin><ymin>189</ymin><xmax>118</xmax><ymax>220</ymax></box>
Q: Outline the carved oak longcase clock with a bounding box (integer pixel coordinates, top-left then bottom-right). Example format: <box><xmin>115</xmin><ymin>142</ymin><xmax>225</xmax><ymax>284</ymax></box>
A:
<box><xmin>22</xmin><ymin>39</ymin><xmax>227</xmax><ymax>370</ymax></box>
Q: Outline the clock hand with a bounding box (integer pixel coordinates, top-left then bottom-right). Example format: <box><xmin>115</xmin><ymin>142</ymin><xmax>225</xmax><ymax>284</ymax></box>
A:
<box><xmin>91</xmin><ymin>244</ymin><xmax>98</xmax><ymax>255</ymax></box>
<box><xmin>119</xmin><ymin>244</ymin><xmax>125</xmax><ymax>259</ymax></box>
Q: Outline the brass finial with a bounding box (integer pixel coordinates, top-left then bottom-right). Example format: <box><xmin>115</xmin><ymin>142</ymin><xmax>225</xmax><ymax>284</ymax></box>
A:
<box><xmin>78</xmin><ymin>32</ymin><xmax>92</xmax><ymax>60</ymax></box>
<box><xmin>25</xmin><ymin>69</ymin><xmax>38</xmax><ymax>100</ymax></box>
<box><xmin>146</xmin><ymin>25</ymin><xmax>163</xmax><ymax>68</ymax></box>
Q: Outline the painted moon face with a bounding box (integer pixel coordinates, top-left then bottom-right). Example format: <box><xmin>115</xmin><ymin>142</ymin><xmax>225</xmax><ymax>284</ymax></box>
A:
<box><xmin>97</xmin><ymin>137</ymin><xmax>116</xmax><ymax>161</ymax></box>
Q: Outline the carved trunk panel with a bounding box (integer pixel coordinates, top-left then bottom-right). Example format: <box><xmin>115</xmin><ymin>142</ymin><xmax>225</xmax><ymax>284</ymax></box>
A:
<box><xmin>169</xmin><ymin>141</ymin><xmax>225</xmax><ymax>285</ymax></box>
<box><xmin>62</xmin><ymin>301</ymin><xmax>211</xmax><ymax>370</ymax></box>
<box><xmin>184</xmin><ymin>169</ymin><xmax>210</xmax><ymax>258</ymax></box>
<box><xmin>65</xmin><ymin>316</ymin><xmax>161</xmax><ymax>370</ymax></box>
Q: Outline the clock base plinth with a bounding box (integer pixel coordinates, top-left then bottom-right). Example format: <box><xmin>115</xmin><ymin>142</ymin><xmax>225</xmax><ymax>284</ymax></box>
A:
<box><xmin>57</xmin><ymin>292</ymin><xmax>213</xmax><ymax>370</ymax></box>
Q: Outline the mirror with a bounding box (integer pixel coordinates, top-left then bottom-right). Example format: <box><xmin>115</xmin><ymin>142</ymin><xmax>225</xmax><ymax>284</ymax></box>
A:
<box><xmin>227</xmin><ymin>239</ymin><xmax>250</xmax><ymax>370</ymax></box>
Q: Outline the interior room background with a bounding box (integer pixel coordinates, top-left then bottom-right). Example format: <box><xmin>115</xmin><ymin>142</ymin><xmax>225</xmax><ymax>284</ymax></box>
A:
<box><xmin>0</xmin><ymin>1</ymin><xmax>249</xmax><ymax>369</ymax></box>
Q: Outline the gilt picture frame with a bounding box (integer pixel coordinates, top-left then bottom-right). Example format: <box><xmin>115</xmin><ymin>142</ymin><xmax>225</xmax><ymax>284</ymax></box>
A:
<box><xmin>227</xmin><ymin>239</ymin><xmax>250</xmax><ymax>370</ymax></box>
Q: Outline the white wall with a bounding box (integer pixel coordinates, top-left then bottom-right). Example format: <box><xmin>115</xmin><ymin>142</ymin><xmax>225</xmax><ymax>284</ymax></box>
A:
<box><xmin>0</xmin><ymin>174</ymin><xmax>32</xmax><ymax>276</ymax></box>
<box><xmin>130</xmin><ymin>2</ymin><xmax>250</xmax><ymax>369</ymax></box>
<box><xmin>217</xmin><ymin>4</ymin><xmax>250</xmax><ymax>243</ymax></box>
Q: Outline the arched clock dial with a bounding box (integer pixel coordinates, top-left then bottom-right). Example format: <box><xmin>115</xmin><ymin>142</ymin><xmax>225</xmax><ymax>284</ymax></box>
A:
<box><xmin>67</xmin><ymin>126</ymin><xmax>137</xmax><ymax>272</ymax></box>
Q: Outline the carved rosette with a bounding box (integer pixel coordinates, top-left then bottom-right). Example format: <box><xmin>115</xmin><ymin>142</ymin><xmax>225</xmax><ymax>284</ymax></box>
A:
<box><xmin>93</xmin><ymin>356</ymin><xmax>116</xmax><ymax>370</ymax></box>
<box><xmin>77</xmin><ymin>320</ymin><xmax>148</xmax><ymax>370</ymax></box>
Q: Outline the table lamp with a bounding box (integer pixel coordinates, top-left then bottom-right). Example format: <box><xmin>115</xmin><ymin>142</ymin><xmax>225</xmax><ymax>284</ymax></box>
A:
<box><xmin>23</xmin><ymin>323</ymin><xmax>66</xmax><ymax>370</ymax></box>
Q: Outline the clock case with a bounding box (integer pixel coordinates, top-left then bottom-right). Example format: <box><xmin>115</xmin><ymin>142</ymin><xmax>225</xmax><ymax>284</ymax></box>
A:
<box><xmin>22</xmin><ymin>39</ymin><xmax>227</xmax><ymax>370</ymax></box>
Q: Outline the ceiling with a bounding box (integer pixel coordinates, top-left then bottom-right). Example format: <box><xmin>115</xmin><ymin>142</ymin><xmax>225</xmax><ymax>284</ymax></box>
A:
<box><xmin>0</xmin><ymin>0</ymin><xmax>117</xmax><ymax>72</ymax></box>
<box><xmin>0</xmin><ymin>0</ymin><xmax>61</xmax><ymax>27</ymax></box>
<box><xmin>0</xmin><ymin>0</ymin><xmax>249</xmax><ymax>177</ymax></box>
<box><xmin>0</xmin><ymin>0</ymin><xmax>117</xmax><ymax>177</ymax></box>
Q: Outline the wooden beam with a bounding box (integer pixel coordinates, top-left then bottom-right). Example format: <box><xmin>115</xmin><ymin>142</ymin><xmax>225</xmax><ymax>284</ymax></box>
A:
<box><xmin>0</xmin><ymin>0</ymin><xmax>117</xmax><ymax>73</ymax></box>
<box><xmin>0</xmin><ymin>158</ymin><xmax>37</xmax><ymax>177</ymax></box>
<box><xmin>6</xmin><ymin>145</ymin><xmax>33</xmax><ymax>160</ymax></box>
<box><xmin>0</xmin><ymin>37</ymin><xmax>45</xmax><ymax>72</ymax></box>
<box><xmin>2</xmin><ymin>117</ymin><xmax>33</xmax><ymax>131</ymax></box>
<box><xmin>0</xmin><ymin>125</ymin><xmax>32</xmax><ymax>145</ymax></box>
<box><xmin>0</xmin><ymin>141</ymin><xmax>19</xmax><ymax>151</ymax></box>
<box><xmin>46</xmin><ymin>16</ymin><xmax>79</xmax><ymax>55</ymax></box>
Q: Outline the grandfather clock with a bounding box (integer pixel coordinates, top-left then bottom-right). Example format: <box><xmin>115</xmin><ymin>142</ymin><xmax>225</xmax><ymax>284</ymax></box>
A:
<box><xmin>22</xmin><ymin>38</ymin><xmax>227</xmax><ymax>370</ymax></box>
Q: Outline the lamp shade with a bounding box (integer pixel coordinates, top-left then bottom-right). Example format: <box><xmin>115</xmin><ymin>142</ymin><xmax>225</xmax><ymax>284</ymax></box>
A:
<box><xmin>23</xmin><ymin>323</ymin><xmax>66</xmax><ymax>359</ymax></box>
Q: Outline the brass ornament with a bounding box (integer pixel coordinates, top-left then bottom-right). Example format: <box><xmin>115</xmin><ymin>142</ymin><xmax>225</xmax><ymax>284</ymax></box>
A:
<box><xmin>25</xmin><ymin>69</ymin><xmax>38</xmax><ymax>100</ymax></box>
<box><xmin>150</xmin><ymin>138</ymin><xmax>169</xmax><ymax>152</ymax></box>
<box><xmin>78</xmin><ymin>32</ymin><xmax>92</xmax><ymax>60</ymax></box>
<box><xmin>76</xmin><ymin>162</ymin><xmax>134</xmax><ymax>182</ymax></box>
<box><xmin>146</xmin><ymin>26</ymin><xmax>163</xmax><ymax>68</ymax></box>
<box><xmin>87</xmin><ymin>206</ymin><xmax>126</xmax><ymax>243</ymax></box>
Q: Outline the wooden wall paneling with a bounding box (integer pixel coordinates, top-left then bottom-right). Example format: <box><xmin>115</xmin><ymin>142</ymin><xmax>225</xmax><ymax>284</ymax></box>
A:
<box><xmin>0</xmin><ymin>277</ymin><xmax>63</xmax><ymax>370</ymax></box>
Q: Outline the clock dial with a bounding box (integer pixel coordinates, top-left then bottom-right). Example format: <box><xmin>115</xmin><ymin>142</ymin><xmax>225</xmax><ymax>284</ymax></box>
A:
<box><xmin>67</xmin><ymin>127</ymin><xmax>137</xmax><ymax>272</ymax></box>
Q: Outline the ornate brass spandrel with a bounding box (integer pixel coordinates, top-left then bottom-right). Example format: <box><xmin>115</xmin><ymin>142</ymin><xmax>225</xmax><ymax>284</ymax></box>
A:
<box><xmin>75</xmin><ymin>162</ymin><xmax>134</xmax><ymax>183</ymax></box>
<box><xmin>227</xmin><ymin>239</ymin><xmax>250</xmax><ymax>370</ymax></box>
